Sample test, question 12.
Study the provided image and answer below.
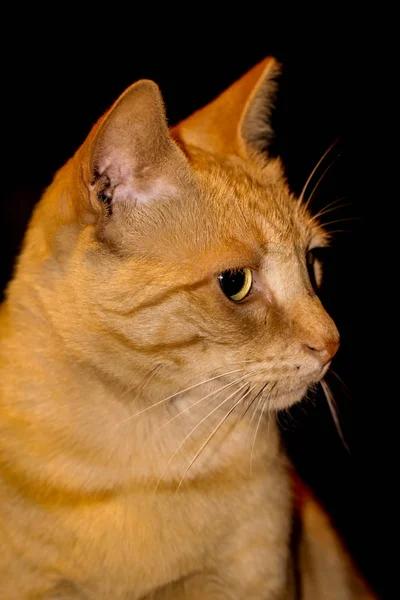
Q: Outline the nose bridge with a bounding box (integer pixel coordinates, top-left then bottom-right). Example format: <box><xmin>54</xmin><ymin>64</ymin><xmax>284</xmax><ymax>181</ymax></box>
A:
<box><xmin>291</xmin><ymin>294</ymin><xmax>340</xmax><ymax>360</ymax></box>
<box><xmin>264</xmin><ymin>252</ymin><xmax>339</xmax><ymax>361</ymax></box>
<box><xmin>264</xmin><ymin>252</ymin><xmax>305</xmax><ymax>305</ymax></box>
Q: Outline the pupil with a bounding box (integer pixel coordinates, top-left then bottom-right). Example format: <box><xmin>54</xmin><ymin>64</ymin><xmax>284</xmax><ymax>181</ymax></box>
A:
<box><xmin>219</xmin><ymin>270</ymin><xmax>245</xmax><ymax>297</ymax></box>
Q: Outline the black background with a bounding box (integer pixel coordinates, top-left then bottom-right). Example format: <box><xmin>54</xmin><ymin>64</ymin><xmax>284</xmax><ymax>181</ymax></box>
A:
<box><xmin>2</xmin><ymin>19</ymin><xmax>391</xmax><ymax>599</ymax></box>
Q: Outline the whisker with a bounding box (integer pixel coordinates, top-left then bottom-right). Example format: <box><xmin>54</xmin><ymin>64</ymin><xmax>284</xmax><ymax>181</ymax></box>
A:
<box><xmin>154</xmin><ymin>378</ymin><xmax>252</xmax><ymax>494</ymax></box>
<box><xmin>250</xmin><ymin>404</ymin><xmax>267</xmax><ymax>476</ymax></box>
<box><xmin>110</xmin><ymin>364</ymin><xmax>163</xmax><ymax>406</ymax></box>
<box><xmin>327</xmin><ymin>369</ymin><xmax>350</xmax><ymax>397</ymax></box>
<box><xmin>245</xmin><ymin>382</ymin><xmax>269</xmax><ymax>442</ymax></box>
<box><xmin>302</xmin><ymin>156</ymin><xmax>340</xmax><ymax>212</ymax></box>
<box><xmin>323</xmin><ymin>228</ymin><xmax>352</xmax><ymax>236</ymax></box>
<box><xmin>223</xmin><ymin>384</ymin><xmax>258</xmax><ymax>444</ymax></box>
<box><xmin>128</xmin><ymin>364</ymin><xmax>162</xmax><ymax>404</ymax></box>
<box><xmin>313</xmin><ymin>195</ymin><xmax>348</xmax><ymax>215</ymax></box>
<box><xmin>152</xmin><ymin>372</ymin><xmax>253</xmax><ymax>437</ymax></box>
<box><xmin>320</xmin><ymin>379</ymin><xmax>350</xmax><ymax>453</ymax></box>
<box><xmin>176</xmin><ymin>384</ymin><xmax>255</xmax><ymax>492</ymax></box>
<box><xmin>321</xmin><ymin>217</ymin><xmax>359</xmax><ymax>228</ymax></box>
<box><xmin>231</xmin><ymin>383</ymin><xmax>261</xmax><ymax>429</ymax></box>
<box><xmin>297</xmin><ymin>138</ymin><xmax>340</xmax><ymax>207</ymax></box>
<box><xmin>153</xmin><ymin>379</ymin><xmax>251</xmax><ymax>495</ymax></box>
<box><xmin>310</xmin><ymin>196</ymin><xmax>350</xmax><ymax>223</ymax></box>
<box><xmin>118</xmin><ymin>367</ymin><xmax>248</xmax><ymax>426</ymax></box>
<box><xmin>249</xmin><ymin>381</ymin><xmax>274</xmax><ymax>475</ymax></box>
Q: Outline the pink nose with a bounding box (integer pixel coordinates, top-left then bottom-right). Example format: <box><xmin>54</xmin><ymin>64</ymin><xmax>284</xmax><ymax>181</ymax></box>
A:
<box><xmin>305</xmin><ymin>337</ymin><xmax>340</xmax><ymax>365</ymax></box>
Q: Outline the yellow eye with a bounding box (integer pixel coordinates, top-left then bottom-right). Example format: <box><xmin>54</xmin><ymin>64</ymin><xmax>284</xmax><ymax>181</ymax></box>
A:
<box><xmin>218</xmin><ymin>268</ymin><xmax>253</xmax><ymax>302</ymax></box>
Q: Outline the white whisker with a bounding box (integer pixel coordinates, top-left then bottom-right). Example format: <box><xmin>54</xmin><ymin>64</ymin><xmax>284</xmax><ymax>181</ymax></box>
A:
<box><xmin>323</xmin><ymin>228</ymin><xmax>352</xmax><ymax>236</ymax></box>
<box><xmin>302</xmin><ymin>157</ymin><xmax>339</xmax><ymax>212</ymax></box>
<box><xmin>154</xmin><ymin>379</ymin><xmax>252</xmax><ymax>494</ymax></box>
<box><xmin>110</xmin><ymin>364</ymin><xmax>163</xmax><ymax>406</ymax></box>
<box><xmin>176</xmin><ymin>384</ymin><xmax>255</xmax><ymax>492</ymax></box>
<box><xmin>152</xmin><ymin>373</ymin><xmax>253</xmax><ymax>437</ymax></box>
<box><xmin>321</xmin><ymin>217</ymin><xmax>359</xmax><ymax>228</ymax></box>
<box><xmin>250</xmin><ymin>382</ymin><xmax>273</xmax><ymax>475</ymax></box>
<box><xmin>320</xmin><ymin>379</ymin><xmax>350</xmax><ymax>453</ymax></box>
<box><xmin>118</xmin><ymin>368</ymin><xmax>248</xmax><ymax>426</ymax></box>
<box><xmin>310</xmin><ymin>196</ymin><xmax>349</xmax><ymax>223</ymax></box>
<box><xmin>328</xmin><ymin>369</ymin><xmax>350</xmax><ymax>397</ymax></box>
<box><xmin>223</xmin><ymin>384</ymin><xmax>258</xmax><ymax>444</ymax></box>
<box><xmin>297</xmin><ymin>139</ymin><xmax>339</xmax><ymax>207</ymax></box>
<box><xmin>128</xmin><ymin>365</ymin><xmax>162</xmax><ymax>404</ymax></box>
<box><xmin>245</xmin><ymin>383</ymin><xmax>268</xmax><ymax>443</ymax></box>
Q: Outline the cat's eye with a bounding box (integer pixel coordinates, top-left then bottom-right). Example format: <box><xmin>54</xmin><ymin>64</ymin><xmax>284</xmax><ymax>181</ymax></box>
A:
<box><xmin>218</xmin><ymin>268</ymin><xmax>253</xmax><ymax>302</ymax></box>
<box><xmin>306</xmin><ymin>250</ymin><xmax>317</xmax><ymax>290</ymax></box>
<box><xmin>306</xmin><ymin>249</ymin><xmax>323</xmax><ymax>290</ymax></box>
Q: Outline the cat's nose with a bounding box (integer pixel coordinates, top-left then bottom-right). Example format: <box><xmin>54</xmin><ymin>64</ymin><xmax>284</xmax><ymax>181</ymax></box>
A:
<box><xmin>291</xmin><ymin>295</ymin><xmax>340</xmax><ymax>366</ymax></box>
<box><xmin>304</xmin><ymin>337</ymin><xmax>340</xmax><ymax>365</ymax></box>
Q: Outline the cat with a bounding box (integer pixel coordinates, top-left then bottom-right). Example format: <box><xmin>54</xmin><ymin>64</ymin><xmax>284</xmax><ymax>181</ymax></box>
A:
<box><xmin>0</xmin><ymin>57</ymin><xmax>375</xmax><ymax>599</ymax></box>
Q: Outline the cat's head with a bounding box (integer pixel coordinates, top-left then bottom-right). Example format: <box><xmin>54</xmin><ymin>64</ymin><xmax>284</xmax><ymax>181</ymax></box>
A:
<box><xmin>15</xmin><ymin>57</ymin><xmax>339</xmax><ymax>411</ymax></box>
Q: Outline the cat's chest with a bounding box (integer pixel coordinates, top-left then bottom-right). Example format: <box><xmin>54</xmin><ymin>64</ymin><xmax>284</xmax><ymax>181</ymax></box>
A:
<box><xmin>59</xmin><ymin>492</ymin><xmax>206</xmax><ymax>597</ymax></box>
<box><xmin>7</xmin><ymin>449</ymin><xmax>289</xmax><ymax>599</ymax></box>
<box><xmin>38</xmin><ymin>482</ymin><xmax>271</xmax><ymax>599</ymax></box>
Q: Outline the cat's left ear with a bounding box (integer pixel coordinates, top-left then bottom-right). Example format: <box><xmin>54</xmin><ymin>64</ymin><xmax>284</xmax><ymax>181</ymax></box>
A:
<box><xmin>79</xmin><ymin>79</ymin><xmax>191</xmax><ymax>216</ymax></box>
<box><xmin>172</xmin><ymin>57</ymin><xmax>280</xmax><ymax>162</ymax></box>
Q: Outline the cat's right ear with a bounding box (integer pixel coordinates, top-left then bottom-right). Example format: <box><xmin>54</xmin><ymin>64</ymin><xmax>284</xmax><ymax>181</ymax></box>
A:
<box><xmin>172</xmin><ymin>57</ymin><xmax>280</xmax><ymax>162</ymax></box>
<box><xmin>78</xmin><ymin>79</ymin><xmax>191</xmax><ymax>220</ymax></box>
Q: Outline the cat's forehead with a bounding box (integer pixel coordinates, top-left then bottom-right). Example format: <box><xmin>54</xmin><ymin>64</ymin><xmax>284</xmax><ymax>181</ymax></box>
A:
<box><xmin>189</xmin><ymin>155</ymin><xmax>313</xmax><ymax>253</ymax></box>
<box><xmin>124</xmin><ymin>153</ymin><xmax>325</xmax><ymax>271</ymax></box>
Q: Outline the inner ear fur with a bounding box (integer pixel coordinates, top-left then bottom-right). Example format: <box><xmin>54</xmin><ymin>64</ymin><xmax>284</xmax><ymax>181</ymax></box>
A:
<box><xmin>78</xmin><ymin>79</ymin><xmax>191</xmax><ymax>216</ymax></box>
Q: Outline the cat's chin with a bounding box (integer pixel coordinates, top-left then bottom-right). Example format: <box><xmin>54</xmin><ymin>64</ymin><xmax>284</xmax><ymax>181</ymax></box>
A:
<box><xmin>269</xmin><ymin>386</ymin><xmax>309</xmax><ymax>411</ymax></box>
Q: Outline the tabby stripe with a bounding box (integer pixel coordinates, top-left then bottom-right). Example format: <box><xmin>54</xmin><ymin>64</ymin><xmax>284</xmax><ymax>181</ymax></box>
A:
<box><xmin>110</xmin><ymin>329</ymin><xmax>206</xmax><ymax>355</ymax></box>
<box><xmin>102</xmin><ymin>276</ymin><xmax>211</xmax><ymax>317</ymax></box>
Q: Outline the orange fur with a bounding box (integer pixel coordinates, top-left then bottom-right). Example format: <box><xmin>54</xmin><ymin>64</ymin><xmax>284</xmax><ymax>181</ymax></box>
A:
<box><xmin>0</xmin><ymin>58</ymin><xmax>374</xmax><ymax>598</ymax></box>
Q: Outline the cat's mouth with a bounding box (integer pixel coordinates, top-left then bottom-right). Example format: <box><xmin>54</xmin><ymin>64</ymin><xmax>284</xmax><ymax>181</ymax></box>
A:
<box><xmin>248</xmin><ymin>364</ymin><xmax>329</xmax><ymax>412</ymax></box>
<box><xmin>270</xmin><ymin>363</ymin><xmax>332</xmax><ymax>410</ymax></box>
<box><xmin>269</xmin><ymin>362</ymin><xmax>333</xmax><ymax>411</ymax></box>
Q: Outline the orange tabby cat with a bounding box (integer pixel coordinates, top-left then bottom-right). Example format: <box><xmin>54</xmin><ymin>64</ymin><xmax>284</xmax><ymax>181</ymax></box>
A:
<box><xmin>0</xmin><ymin>58</ymin><xmax>375</xmax><ymax>599</ymax></box>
